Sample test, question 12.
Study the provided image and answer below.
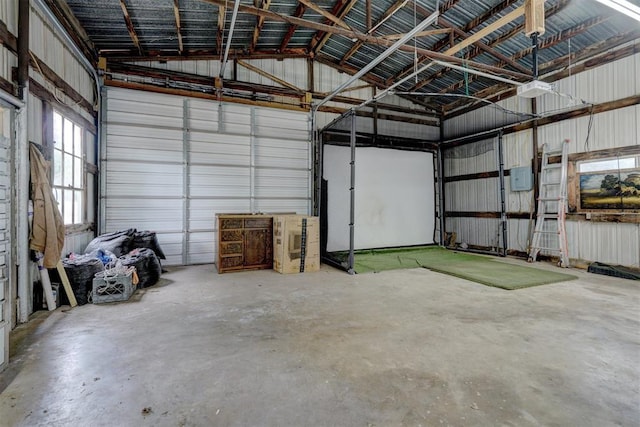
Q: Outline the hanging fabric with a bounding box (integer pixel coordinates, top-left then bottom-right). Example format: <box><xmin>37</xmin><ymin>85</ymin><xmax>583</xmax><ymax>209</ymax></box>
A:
<box><xmin>29</xmin><ymin>143</ymin><xmax>65</xmax><ymax>268</ymax></box>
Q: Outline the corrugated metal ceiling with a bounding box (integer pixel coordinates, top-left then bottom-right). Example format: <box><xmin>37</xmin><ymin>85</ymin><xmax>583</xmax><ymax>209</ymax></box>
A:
<box><xmin>62</xmin><ymin>0</ymin><xmax>640</xmax><ymax>112</ymax></box>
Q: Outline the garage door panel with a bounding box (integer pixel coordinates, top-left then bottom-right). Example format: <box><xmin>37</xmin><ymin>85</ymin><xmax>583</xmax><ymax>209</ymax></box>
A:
<box><xmin>104</xmin><ymin>87</ymin><xmax>310</xmax><ymax>266</ymax></box>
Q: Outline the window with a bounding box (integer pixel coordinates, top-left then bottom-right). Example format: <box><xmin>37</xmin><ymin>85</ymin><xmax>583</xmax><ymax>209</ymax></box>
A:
<box><xmin>577</xmin><ymin>155</ymin><xmax>640</xmax><ymax>210</ymax></box>
<box><xmin>52</xmin><ymin>111</ymin><xmax>84</xmax><ymax>225</ymax></box>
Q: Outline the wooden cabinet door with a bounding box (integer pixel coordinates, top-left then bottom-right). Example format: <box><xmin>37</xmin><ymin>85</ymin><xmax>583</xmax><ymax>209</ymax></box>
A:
<box><xmin>243</xmin><ymin>228</ymin><xmax>273</xmax><ymax>268</ymax></box>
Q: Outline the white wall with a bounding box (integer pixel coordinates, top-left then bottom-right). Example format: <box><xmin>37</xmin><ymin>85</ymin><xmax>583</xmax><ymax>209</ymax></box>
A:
<box><xmin>0</xmin><ymin>1</ymin><xmax>98</xmax><ymax>319</ymax></box>
<box><xmin>443</xmin><ymin>49</ymin><xmax>640</xmax><ymax>267</ymax></box>
<box><xmin>324</xmin><ymin>146</ymin><xmax>435</xmax><ymax>252</ymax></box>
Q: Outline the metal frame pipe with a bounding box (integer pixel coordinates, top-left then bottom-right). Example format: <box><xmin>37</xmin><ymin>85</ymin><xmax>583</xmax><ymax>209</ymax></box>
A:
<box><xmin>316</xmin><ymin>10</ymin><xmax>439</xmax><ymax>110</ymax></box>
<box><xmin>497</xmin><ymin>131</ymin><xmax>507</xmax><ymax>256</ymax></box>
<box><xmin>348</xmin><ymin>110</ymin><xmax>356</xmax><ymax>274</ymax></box>
<box><xmin>219</xmin><ymin>0</ymin><xmax>241</xmax><ymax>78</ymax></box>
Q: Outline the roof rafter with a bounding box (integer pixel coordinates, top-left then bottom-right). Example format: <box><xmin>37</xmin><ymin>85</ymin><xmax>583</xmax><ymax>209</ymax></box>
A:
<box><xmin>119</xmin><ymin>0</ymin><xmax>142</xmax><ymax>55</ymax></box>
<box><xmin>406</xmin><ymin>0</ymin><xmax>571</xmax><ymax>91</ymax></box>
<box><xmin>279</xmin><ymin>3</ymin><xmax>306</xmax><ymax>52</ymax></box>
<box><xmin>309</xmin><ymin>0</ymin><xmax>358</xmax><ymax>55</ymax></box>
<box><xmin>198</xmin><ymin>0</ymin><xmax>530</xmax><ymax>81</ymax></box>
<box><xmin>443</xmin><ymin>30</ymin><xmax>640</xmax><ymax>116</ymax></box>
<box><xmin>217</xmin><ymin>5</ymin><xmax>226</xmax><ymax>54</ymax></box>
<box><xmin>173</xmin><ymin>0</ymin><xmax>184</xmax><ymax>54</ymax></box>
<box><xmin>299</xmin><ymin>0</ymin><xmax>351</xmax><ymax>30</ymax></box>
<box><xmin>250</xmin><ymin>0</ymin><xmax>272</xmax><ymax>53</ymax></box>
<box><xmin>339</xmin><ymin>0</ymin><xmax>407</xmax><ymax>66</ymax></box>
<box><xmin>389</xmin><ymin>0</ymin><xmax>569</xmax><ymax>86</ymax></box>
<box><xmin>440</xmin><ymin>15</ymin><xmax>612</xmax><ymax>108</ymax></box>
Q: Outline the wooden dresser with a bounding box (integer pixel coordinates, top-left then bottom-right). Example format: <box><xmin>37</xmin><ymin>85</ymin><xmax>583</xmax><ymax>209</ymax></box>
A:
<box><xmin>216</xmin><ymin>214</ymin><xmax>273</xmax><ymax>273</ymax></box>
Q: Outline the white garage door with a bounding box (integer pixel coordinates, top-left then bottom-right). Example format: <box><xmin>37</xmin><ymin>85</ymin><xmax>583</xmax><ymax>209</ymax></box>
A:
<box><xmin>102</xmin><ymin>87</ymin><xmax>312</xmax><ymax>265</ymax></box>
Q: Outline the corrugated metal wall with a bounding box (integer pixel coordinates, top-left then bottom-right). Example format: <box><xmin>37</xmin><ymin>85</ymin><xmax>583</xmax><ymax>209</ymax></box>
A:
<box><xmin>102</xmin><ymin>87</ymin><xmax>312</xmax><ymax>266</ymax></box>
<box><xmin>443</xmin><ymin>137</ymin><xmax>504</xmax><ymax>252</ymax></box>
<box><xmin>443</xmin><ymin>51</ymin><xmax>640</xmax><ymax>267</ymax></box>
<box><xmin>0</xmin><ymin>106</ymin><xmax>12</xmax><ymax>371</ymax></box>
<box><xmin>131</xmin><ymin>59</ymin><xmax>440</xmax><ymax>142</ymax></box>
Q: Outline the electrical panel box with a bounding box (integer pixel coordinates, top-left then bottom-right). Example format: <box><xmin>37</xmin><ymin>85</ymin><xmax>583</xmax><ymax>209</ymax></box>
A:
<box><xmin>510</xmin><ymin>166</ymin><xmax>533</xmax><ymax>191</ymax></box>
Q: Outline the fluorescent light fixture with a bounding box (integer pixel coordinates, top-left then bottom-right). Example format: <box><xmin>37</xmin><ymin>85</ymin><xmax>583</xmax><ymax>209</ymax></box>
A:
<box><xmin>593</xmin><ymin>0</ymin><xmax>640</xmax><ymax>22</ymax></box>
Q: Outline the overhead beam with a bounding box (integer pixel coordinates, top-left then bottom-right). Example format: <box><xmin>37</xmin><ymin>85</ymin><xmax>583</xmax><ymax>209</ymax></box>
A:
<box><xmin>316</xmin><ymin>10</ymin><xmax>439</xmax><ymax>109</ymax></box>
<box><xmin>438</xmin><ymin>15</ymin><xmax>610</xmax><ymax>99</ymax></box>
<box><xmin>383</xmin><ymin>28</ymin><xmax>452</xmax><ymax>40</ymax></box>
<box><xmin>279</xmin><ymin>3</ymin><xmax>306</xmax><ymax>52</ymax></box>
<box><xmin>217</xmin><ymin>4</ymin><xmax>226</xmax><ymax>54</ymax></box>
<box><xmin>299</xmin><ymin>0</ymin><xmax>351</xmax><ymax>30</ymax></box>
<box><xmin>408</xmin><ymin>6</ymin><xmax>529</xmax><ymax>91</ymax></box>
<box><xmin>250</xmin><ymin>0</ymin><xmax>271</xmax><ymax>53</ymax></box>
<box><xmin>400</xmin><ymin>0</ymin><xmax>571</xmax><ymax>90</ymax></box>
<box><xmin>119</xmin><ymin>0</ymin><xmax>142</xmax><ymax>54</ymax></box>
<box><xmin>390</xmin><ymin>0</ymin><xmax>570</xmax><ymax>86</ymax></box>
<box><xmin>237</xmin><ymin>59</ymin><xmax>303</xmax><ymax>92</ymax></box>
<box><xmin>462</xmin><ymin>0</ymin><xmax>519</xmax><ymax>33</ymax></box>
<box><xmin>339</xmin><ymin>0</ymin><xmax>407</xmax><ymax>66</ymax></box>
<box><xmin>199</xmin><ymin>0</ymin><xmax>531</xmax><ymax>80</ymax></box>
<box><xmin>443</xmin><ymin>29</ymin><xmax>640</xmax><ymax>117</ymax></box>
<box><xmin>173</xmin><ymin>0</ymin><xmax>184</xmax><ymax>54</ymax></box>
<box><xmin>316</xmin><ymin>54</ymin><xmax>440</xmax><ymax>111</ymax></box>
<box><xmin>309</xmin><ymin>0</ymin><xmax>358</xmax><ymax>55</ymax></box>
<box><xmin>103</xmin><ymin>48</ymin><xmax>310</xmax><ymax>62</ymax></box>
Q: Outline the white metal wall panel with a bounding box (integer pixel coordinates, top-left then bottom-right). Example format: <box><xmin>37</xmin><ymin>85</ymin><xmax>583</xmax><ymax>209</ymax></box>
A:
<box><xmin>445</xmin><ymin>178</ymin><xmax>500</xmax><ymax>212</ymax></box>
<box><xmin>538</xmin><ymin>105</ymin><xmax>639</xmax><ymax>154</ymax></box>
<box><xmin>104</xmin><ymin>87</ymin><xmax>311</xmax><ymax>265</ymax></box>
<box><xmin>26</xmin><ymin>93</ymin><xmax>42</xmax><ymax>145</ymax></box>
<box><xmin>566</xmin><ymin>221</ymin><xmax>640</xmax><ymax>268</ymax></box>
<box><xmin>61</xmin><ymin>231</ymin><xmax>94</xmax><ymax>256</ymax></box>
<box><xmin>444</xmin><ymin>138</ymin><xmax>498</xmax><ymax>176</ymax></box>
<box><xmin>237</xmin><ymin>58</ymin><xmax>309</xmax><ymax>91</ymax></box>
<box><xmin>443</xmin><ymin>97</ymin><xmax>532</xmax><ymax>139</ymax></box>
<box><xmin>0</xmin><ymin>106</ymin><xmax>11</xmax><ymax>373</ymax></box>
<box><xmin>30</xmin><ymin>5</ymin><xmax>94</xmax><ymax>105</ymax></box>
<box><xmin>446</xmin><ymin>217</ymin><xmax>502</xmax><ymax>249</ymax></box>
<box><xmin>0</xmin><ymin>1</ymin><xmax>17</xmax><ymax>33</ymax></box>
<box><xmin>104</xmin><ymin>88</ymin><xmax>185</xmax><ymax>265</ymax></box>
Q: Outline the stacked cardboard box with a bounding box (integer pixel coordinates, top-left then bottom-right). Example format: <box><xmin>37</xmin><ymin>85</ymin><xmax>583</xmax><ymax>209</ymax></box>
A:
<box><xmin>273</xmin><ymin>215</ymin><xmax>320</xmax><ymax>274</ymax></box>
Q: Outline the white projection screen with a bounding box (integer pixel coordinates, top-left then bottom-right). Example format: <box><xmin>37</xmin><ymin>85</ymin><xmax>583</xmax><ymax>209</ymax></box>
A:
<box><xmin>323</xmin><ymin>146</ymin><xmax>436</xmax><ymax>252</ymax></box>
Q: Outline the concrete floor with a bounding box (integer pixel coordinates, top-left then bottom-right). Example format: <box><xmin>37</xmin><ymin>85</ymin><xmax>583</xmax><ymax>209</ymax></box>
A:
<box><xmin>0</xmin><ymin>260</ymin><xmax>638</xmax><ymax>427</ymax></box>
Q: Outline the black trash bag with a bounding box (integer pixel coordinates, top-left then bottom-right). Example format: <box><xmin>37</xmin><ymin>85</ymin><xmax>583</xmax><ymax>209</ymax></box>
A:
<box><xmin>119</xmin><ymin>248</ymin><xmax>162</xmax><ymax>288</ymax></box>
<box><xmin>131</xmin><ymin>231</ymin><xmax>166</xmax><ymax>260</ymax></box>
<box><xmin>62</xmin><ymin>255</ymin><xmax>105</xmax><ymax>305</ymax></box>
<box><xmin>84</xmin><ymin>229</ymin><xmax>136</xmax><ymax>257</ymax></box>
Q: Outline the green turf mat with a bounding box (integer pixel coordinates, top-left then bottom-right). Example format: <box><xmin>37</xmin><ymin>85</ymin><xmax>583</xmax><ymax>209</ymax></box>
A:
<box><xmin>348</xmin><ymin>246</ymin><xmax>577</xmax><ymax>290</ymax></box>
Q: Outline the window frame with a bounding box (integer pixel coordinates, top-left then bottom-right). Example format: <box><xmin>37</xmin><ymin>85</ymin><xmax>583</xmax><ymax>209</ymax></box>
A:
<box><xmin>570</xmin><ymin>152</ymin><xmax>640</xmax><ymax>214</ymax></box>
<box><xmin>51</xmin><ymin>110</ymin><xmax>87</xmax><ymax>227</ymax></box>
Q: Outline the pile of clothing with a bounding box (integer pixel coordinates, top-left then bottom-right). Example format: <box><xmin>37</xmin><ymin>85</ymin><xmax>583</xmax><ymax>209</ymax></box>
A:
<box><xmin>61</xmin><ymin>229</ymin><xmax>166</xmax><ymax>305</ymax></box>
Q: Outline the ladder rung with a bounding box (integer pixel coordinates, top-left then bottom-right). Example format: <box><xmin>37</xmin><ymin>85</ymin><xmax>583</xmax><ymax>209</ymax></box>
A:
<box><xmin>546</xmin><ymin>149</ymin><xmax>563</xmax><ymax>155</ymax></box>
<box><xmin>534</xmin><ymin>230</ymin><xmax>559</xmax><ymax>234</ymax></box>
<box><xmin>541</xmin><ymin>181</ymin><xmax>561</xmax><ymax>185</ymax></box>
<box><xmin>538</xmin><ymin>197</ymin><xmax>560</xmax><ymax>201</ymax></box>
<box><xmin>537</xmin><ymin>213</ymin><xmax>558</xmax><ymax>219</ymax></box>
<box><xmin>543</xmin><ymin>164</ymin><xmax>562</xmax><ymax>169</ymax></box>
<box><xmin>531</xmin><ymin>246</ymin><xmax>561</xmax><ymax>251</ymax></box>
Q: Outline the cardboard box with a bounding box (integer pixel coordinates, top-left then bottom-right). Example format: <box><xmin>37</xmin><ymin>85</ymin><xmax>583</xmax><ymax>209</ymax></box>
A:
<box><xmin>273</xmin><ymin>215</ymin><xmax>320</xmax><ymax>274</ymax></box>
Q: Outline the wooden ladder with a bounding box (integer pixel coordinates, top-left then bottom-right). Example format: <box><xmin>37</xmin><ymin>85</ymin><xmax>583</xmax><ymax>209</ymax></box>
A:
<box><xmin>528</xmin><ymin>139</ymin><xmax>570</xmax><ymax>267</ymax></box>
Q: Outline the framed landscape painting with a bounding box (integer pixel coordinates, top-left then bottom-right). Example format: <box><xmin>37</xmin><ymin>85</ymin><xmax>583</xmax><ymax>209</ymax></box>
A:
<box><xmin>579</xmin><ymin>171</ymin><xmax>640</xmax><ymax>210</ymax></box>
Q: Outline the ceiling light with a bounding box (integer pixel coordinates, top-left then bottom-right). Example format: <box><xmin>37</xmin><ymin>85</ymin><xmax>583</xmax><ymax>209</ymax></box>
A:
<box><xmin>593</xmin><ymin>0</ymin><xmax>640</xmax><ymax>22</ymax></box>
<box><xmin>517</xmin><ymin>80</ymin><xmax>553</xmax><ymax>98</ymax></box>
